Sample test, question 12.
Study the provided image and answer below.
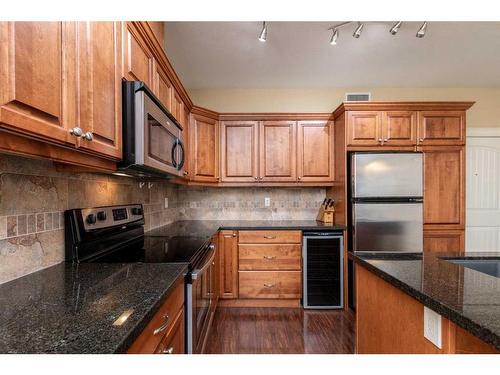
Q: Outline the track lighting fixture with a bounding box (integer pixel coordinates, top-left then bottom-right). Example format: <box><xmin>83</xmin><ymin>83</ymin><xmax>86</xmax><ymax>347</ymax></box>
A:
<box><xmin>416</xmin><ymin>22</ymin><xmax>427</xmax><ymax>38</ymax></box>
<box><xmin>329</xmin><ymin>28</ymin><xmax>339</xmax><ymax>45</ymax></box>
<box><xmin>258</xmin><ymin>21</ymin><xmax>267</xmax><ymax>42</ymax></box>
<box><xmin>389</xmin><ymin>21</ymin><xmax>402</xmax><ymax>35</ymax></box>
<box><xmin>352</xmin><ymin>22</ymin><xmax>364</xmax><ymax>38</ymax></box>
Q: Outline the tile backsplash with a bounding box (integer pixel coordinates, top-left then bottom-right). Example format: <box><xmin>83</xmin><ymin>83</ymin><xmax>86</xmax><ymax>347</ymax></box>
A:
<box><xmin>0</xmin><ymin>154</ymin><xmax>325</xmax><ymax>284</ymax></box>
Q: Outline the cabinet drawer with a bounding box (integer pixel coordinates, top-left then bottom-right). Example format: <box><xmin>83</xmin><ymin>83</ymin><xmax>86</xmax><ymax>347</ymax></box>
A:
<box><xmin>154</xmin><ymin>308</ymin><xmax>185</xmax><ymax>354</ymax></box>
<box><xmin>239</xmin><ymin>271</ymin><xmax>301</xmax><ymax>299</ymax></box>
<box><xmin>127</xmin><ymin>279</ymin><xmax>184</xmax><ymax>353</ymax></box>
<box><xmin>239</xmin><ymin>244</ymin><xmax>301</xmax><ymax>270</ymax></box>
<box><xmin>238</xmin><ymin>230</ymin><xmax>301</xmax><ymax>244</ymax></box>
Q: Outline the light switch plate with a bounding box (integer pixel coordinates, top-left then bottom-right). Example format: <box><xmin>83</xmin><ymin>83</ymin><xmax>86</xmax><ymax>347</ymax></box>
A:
<box><xmin>424</xmin><ymin>306</ymin><xmax>442</xmax><ymax>348</ymax></box>
<box><xmin>264</xmin><ymin>197</ymin><xmax>271</xmax><ymax>207</ymax></box>
<box><xmin>164</xmin><ymin>198</ymin><xmax>169</xmax><ymax>209</ymax></box>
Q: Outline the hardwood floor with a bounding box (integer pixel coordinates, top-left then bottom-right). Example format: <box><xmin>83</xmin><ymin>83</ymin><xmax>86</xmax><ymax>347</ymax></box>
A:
<box><xmin>205</xmin><ymin>307</ymin><xmax>355</xmax><ymax>354</ymax></box>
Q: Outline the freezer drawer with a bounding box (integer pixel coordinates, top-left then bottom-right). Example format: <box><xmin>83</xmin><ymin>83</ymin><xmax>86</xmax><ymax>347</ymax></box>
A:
<box><xmin>353</xmin><ymin>153</ymin><xmax>423</xmax><ymax>198</ymax></box>
<box><xmin>353</xmin><ymin>202</ymin><xmax>423</xmax><ymax>252</ymax></box>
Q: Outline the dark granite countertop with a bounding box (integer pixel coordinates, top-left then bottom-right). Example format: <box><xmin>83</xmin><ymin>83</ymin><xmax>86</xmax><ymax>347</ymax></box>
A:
<box><xmin>0</xmin><ymin>262</ymin><xmax>187</xmax><ymax>353</ymax></box>
<box><xmin>350</xmin><ymin>251</ymin><xmax>500</xmax><ymax>350</ymax></box>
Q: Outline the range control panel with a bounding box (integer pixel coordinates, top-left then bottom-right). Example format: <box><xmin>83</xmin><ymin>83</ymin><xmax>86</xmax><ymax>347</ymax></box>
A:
<box><xmin>81</xmin><ymin>204</ymin><xmax>144</xmax><ymax>231</ymax></box>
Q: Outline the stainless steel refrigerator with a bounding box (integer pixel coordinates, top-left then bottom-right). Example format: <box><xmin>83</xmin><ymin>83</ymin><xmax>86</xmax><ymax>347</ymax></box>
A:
<box><xmin>351</xmin><ymin>152</ymin><xmax>423</xmax><ymax>253</ymax></box>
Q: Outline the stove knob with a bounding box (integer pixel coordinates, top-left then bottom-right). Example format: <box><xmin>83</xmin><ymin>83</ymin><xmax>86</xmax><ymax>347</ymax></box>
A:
<box><xmin>86</xmin><ymin>213</ymin><xmax>97</xmax><ymax>225</ymax></box>
<box><xmin>97</xmin><ymin>211</ymin><xmax>107</xmax><ymax>221</ymax></box>
<box><xmin>131</xmin><ymin>207</ymin><xmax>143</xmax><ymax>216</ymax></box>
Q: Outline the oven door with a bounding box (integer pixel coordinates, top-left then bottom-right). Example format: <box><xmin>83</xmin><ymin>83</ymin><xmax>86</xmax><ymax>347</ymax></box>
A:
<box><xmin>136</xmin><ymin>90</ymin><xmax>184</xmax><ymax>176</ymax></box>
<box><xmin>187</xmin><ymin>244</ymin><xmax>216</xmax><ymax>354</ymax></box>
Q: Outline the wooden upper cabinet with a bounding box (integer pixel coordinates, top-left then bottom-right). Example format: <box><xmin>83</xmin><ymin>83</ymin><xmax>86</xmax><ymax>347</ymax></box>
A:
<box><xmin>297</xmin><ymin>120</ymin><xmax>334</xmax><ymax>182</ymax></box>
<box><xmin>0</xmin><ymin>22</ymin><xmax>76</xmax><ymax>145</ymax></box>
<box><xmin>190</xmin><ymin>113</ymin><xmax>219</xmax><ymax>182</ymax></box>
<box><xmin>171</xmin><ymin>90</ymin><xmax>184</xmax><ymax>129</ymax></box>
<box><xmin>423</xmin><ymin>230</ymin><xmax>465</xmax><ymax>253</ymax></box>
<box><xmin>147</xmin><ymin>22</ymin><xmax>165</xmax><ymax>48</ymax></box>
<box><xmin>346</xmin><ymin>111</ymin><xmax>381</xmax><ymax>146</ymax></box>
<box><xmin>122</xmin><ymin>22</ymin><xmax>154</xmax><ymax>87</ymax></box>
<box><xmin>418</xmin><ymin>111</ymin><xmax>465</xmax><ymax>145</ymax></box>
<box><xmin>219</xmin><ymin>230</ymin><xmax>238</xmax><ymax>299</ymax></box>
<box><xmin>220</xmin><ymin>121</ymin><xmax>259</xmax><ymax>182</ymax></box>
<box><xmin>382</xmin><ymin>111</ymin><xmax>417</xmax><ymax>146</ymax></box>
<box><xmin>76</xmin><ymin>22</ymin><xmax>122</xmax><ymax>159</ymax></box>
<box><xmin>423</xmin><ymin>146</ymin><xmax>464</xmax><ymax>229</ymax></box>
<box><xmin>259</xmin><ymin>121</ymin><xmax>297</xmax><ymax>182</ymax></box>
<box><xmin>153</xmin><ymin>65</ymin><xmax>173</xmax><ymax>113</ymax></box>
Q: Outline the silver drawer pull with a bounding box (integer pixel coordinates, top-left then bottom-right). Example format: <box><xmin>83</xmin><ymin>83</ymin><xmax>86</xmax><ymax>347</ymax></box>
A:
<box><xmin>263</xmin><ymin>236</ymin><xmax>276</xmax><ymax>239</ymax></box>
<box><xmin>263</xmin><ymin>255</ymin><xmax>275</xmax><ymax>260</ymax></box>
<box><xmin>162</xmin><ymin>347</ymin><xmax>174</xmax><ymax>354</ymax></box>
<box><xmin>153</xmin><ymin>314</ymin><xmax>170</xmax><ymax>335</ymax></box>
<box><xmin>263</xmin><ymin>283</ymin><xmax>274</xmax><ymax>288</ymax></box>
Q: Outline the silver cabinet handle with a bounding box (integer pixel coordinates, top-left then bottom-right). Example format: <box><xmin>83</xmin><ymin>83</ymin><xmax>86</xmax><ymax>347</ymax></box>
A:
<box><xmin>208</xmin><ymin>244</ymin><xmax>215</xmax><ymax>250</ymax></box>
<box><xmin>383</xmin><ymin>138</ymin><xmax>388</xmax><ymax>142</ymax></box>
<box><xmin>81</xmin><ymin>131</ymin><xmax>94</xmax><ymax>141</ymax></box>
<box><xmin>153</xmin><ymin>314</ymin><xmax>170</xmax><ymax>335</ymax></box>
<box><xmin>263</xmin><ymin>236</ymin><xmax>276</xmax><ymax>239</ymax></box>
<box><xmin>263</xmin><ymin>284</ymin><xmax>274</xmax><ymax>288</ymax></box>
<box><xmin>419</xmin><ymin>138</ymin><xmax>424</xmax><ymax>142</ymax></box>
<box><xmin>263</xmin><ymin>255</ymin><xmax>275</xmax><ymax>260</ymax></box>
<box><xmin>298</xmin><ymin>176</ymin><xmax>301</xmax><ymax>180</ymax></box>
<box><xmin>378</xmin><ymin>138</ymin><xmax>382</xmax><ymax>142</ymax></box>
<box><xmin>162</xmin><ymin>347</ymin><xmax>174</xmax><ymax>354</ymax></box>
<box><xmin>254</xmin><ymin>176</ymin><xmax>258</xmax><ymax>180</ymax></box>
<box><xmin>183</xmin><ymin>171</ymin><xmax>189</xmax><ymax>176</ymax></box>
<box><xmin>69</xmin><ymin>127</ymin><xmax>83</xmax><ymax>137</ymax></box>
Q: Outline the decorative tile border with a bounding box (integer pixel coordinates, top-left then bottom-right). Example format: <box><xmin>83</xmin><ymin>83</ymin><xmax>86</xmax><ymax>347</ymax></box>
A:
<box><xmin>0</xmin><ymin>211</ymin><xmax>64</xmax><ymax>239</ymax></box>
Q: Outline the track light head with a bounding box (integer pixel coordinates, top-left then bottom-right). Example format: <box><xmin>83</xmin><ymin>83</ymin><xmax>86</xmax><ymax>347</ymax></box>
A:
<box><xmin>353</xmin><ymin>22</ymin><xmax>364</xmax><ymax>38</ymax></box>
<box><xmin>390</xmin><ymin>21</ymin><xmax>402</xmax><ymax>35</ymax></box>
<box><xmin>416</xmin><ymin>22</ymin><xmax>427</xmax><ymax>38</ymax></box>
<box><xmin>329</xmin><ymin>28</ymin><xmax>339</xmax><ymax>45</ymax></box>
<box><xmin>258</xmin><ymin>21</ymin><xmax>267</xmax><ymax>42</ymax></box>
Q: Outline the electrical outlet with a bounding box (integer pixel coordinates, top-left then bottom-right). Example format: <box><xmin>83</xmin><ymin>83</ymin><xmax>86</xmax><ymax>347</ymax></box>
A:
<box><xmin>164</xmin><ymin>198</ymin><xmax>169</xmax><ymax>209</ymax></box>
<box><xmin>424</xmin><ymin>306</ymin><xmax>442</xmax><ymax>348</ymax></box>
<box><xmin>264</xmin><ymin>197</ymin><xmax>271</xmax><ymax>207</ymax></box>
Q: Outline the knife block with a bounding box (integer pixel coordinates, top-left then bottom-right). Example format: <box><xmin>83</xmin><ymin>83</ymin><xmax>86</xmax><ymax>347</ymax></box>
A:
<box><xmin>316</xmin><ymin>205</ymin><xmax>335</xmax><ymax>223</ymax></box>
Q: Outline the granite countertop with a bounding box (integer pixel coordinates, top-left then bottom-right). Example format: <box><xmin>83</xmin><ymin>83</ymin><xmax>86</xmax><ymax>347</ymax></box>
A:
<box><xmin>350</xmin><ymin>251</ymin><xmax>500</xmax><ymax>350</ymax></box>
<box><xmin>0</xmin><ymin>262</ymin><xmax>187</xmax><ymax>353</ymax></box>
<box><xmin>145</xmin><ymin>220</ymin><xmax>346</xmax><ymax>239</ymax></box>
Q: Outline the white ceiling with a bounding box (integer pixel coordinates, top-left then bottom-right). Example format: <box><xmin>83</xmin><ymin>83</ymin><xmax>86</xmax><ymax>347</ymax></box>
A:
<box><xmin>164</xmin><ymin>21</ymin><xmax>500</xmax><ymax>89</ymax></box>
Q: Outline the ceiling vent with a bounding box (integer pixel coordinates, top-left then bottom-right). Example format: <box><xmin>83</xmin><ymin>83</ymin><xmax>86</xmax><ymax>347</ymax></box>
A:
<box><xmin>345</xmin><ymin>92</ymin><xmax>371</xmax><ymax>102</ymax></box>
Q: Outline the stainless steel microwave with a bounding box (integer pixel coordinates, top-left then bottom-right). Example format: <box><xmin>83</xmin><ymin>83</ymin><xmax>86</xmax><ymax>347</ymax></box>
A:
<box><xmin>118</xmin><ymin>81</ymin><xmax>185</xmax><ymax>178</ymax></box>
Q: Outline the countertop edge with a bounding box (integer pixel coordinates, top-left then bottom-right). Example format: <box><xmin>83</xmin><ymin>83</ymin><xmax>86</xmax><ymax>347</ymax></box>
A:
<box><xmin>349</xmin><ymin>253</ymin><xmax>500</xmax><ymax>351</ymax></box>
<box><xmin>113</xmin><ymin>264</ymin><xmax>188</xmax><ymax>353</ymax></box>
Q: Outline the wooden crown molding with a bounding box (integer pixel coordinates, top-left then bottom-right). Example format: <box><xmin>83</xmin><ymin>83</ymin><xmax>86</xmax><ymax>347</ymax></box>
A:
<box><xmin>332</xmin><ymin>101</ymin><xmax>476</xmax><ymax>119</ymax></box>
<box><xmin>219</xmin><ymin>112</ymin><xmax>333</xmax><ymax>121</ymax></box>
<box><xmin>191</xmin><ymin>105</ymin><xmax>220</xmax><ymax>120</ymax></box>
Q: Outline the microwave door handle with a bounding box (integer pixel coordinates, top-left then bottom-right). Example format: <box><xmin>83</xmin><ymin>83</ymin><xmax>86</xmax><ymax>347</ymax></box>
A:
<box><xmin>191</xmin><ymin>246</ymin><xmax>216</xmax><ymax>280</ymax></box>
<box><xmin>171</xmin><ymin>139</ymin><xmax>185</xmax><ymax>170</ymax></box>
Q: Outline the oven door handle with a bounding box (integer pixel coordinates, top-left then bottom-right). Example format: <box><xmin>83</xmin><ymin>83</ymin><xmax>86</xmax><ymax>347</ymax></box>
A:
<box><xmin>191</xmin><ymin>244</ymin><xmax>216</xmax><ymax>280</ymax></box>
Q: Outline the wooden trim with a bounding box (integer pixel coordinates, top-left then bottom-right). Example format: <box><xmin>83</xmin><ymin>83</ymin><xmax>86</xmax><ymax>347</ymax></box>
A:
<box><xmin>0</xmin><ymin>130</ymin><xmax>116</xmax><ymax>172</ymax></box>
<box><xmin>346</xmin><ymin>146</ymin><xmax>416</xmax><ymax>152</ymax></box>
<box><xmin>219</xmin><ymin>112</ymin><xmax>333</xmax><ymax>121</ymax></box>
<box><xmin>191</xmin><ymin>105</ymin><xmax>219</xmax><ymax>120</ymax></box>
<box><xmin>333</xmin><ymin>101</ymin><xmax>475</xmax><ymax>119</ymax></box>
<box><xmin>217</xmin><ymin>298</ymin><xmax>301</xmax><ymax>308</ymax></box>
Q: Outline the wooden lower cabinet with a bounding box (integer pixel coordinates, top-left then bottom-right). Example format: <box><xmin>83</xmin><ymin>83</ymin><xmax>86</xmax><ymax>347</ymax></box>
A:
<box><xmin>424</xmin><ymin>230</ymin><xmax>465</xmax><ymax>253</ymax></box>
<box><xmin>239</xmin><ymin>271</ymin><xmax>301</xmax><ymax>299</ymax></box>
<box><xmin>356</xmin><ymin>265</ymin><xmax>498</xmax><ymax>354</ymax></box>
<box><xmin>239</xmin><ymin>244</ymin><xmax>301</xmax><ymax>270</ymax></box>
<box><xmin>238</xmin><ymin>230</ymin><xmax>302</xmax><ymax>244</ymax></box>
<box><xmin>127</xmin><ymin>278</ymin><xmax>185</xmax><ymax>354</ymax></box>
<box><xmin>218</xmin><ymin>230</ymin><xmax>238</xmax><ymax>299</ymax></box>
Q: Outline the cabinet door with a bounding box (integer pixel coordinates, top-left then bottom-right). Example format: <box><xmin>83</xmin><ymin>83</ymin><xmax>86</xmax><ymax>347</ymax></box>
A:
<box><xmin>259</xmin><ymin>121</ymin><xmax>297</xmax><ymax>182</ymax></box>
<box><xmin>0</xmin><ymin>22</ymin><xmax>76</xmax><ymax>145</ymax></box>
<box><xmin>190</xmin><ymin>114</ymin><xmax>219</xmax><ymax>182</ymax></box>
<box><xmin>154</xmin><ymin>65</ymin><xmax>173</xmax><ymax>113</ymax></box>
<box><xmin>122</xmin><ymin>22</ymin><xmax>154</xmax><ymax>87</ymax></box>
<box><xmin>297</xmin><ymin>120</ymin><xmax>334</xmax><ymax>182</ymax></box>
<box><xmin>347</xmin><ymin>111</ymin><xmax>381</xmax><ymax>146</ymax></box>
<box><xmin>423</xmin><ymin>230</ymin><xmax>465</xmax><ymax>253</ymax></box>
<box><xmin>423</xmin><ymin>146</ymin><xmax>464</xmax><ymax>230</ymax></box>
<box><xmin>171</xmin><ymin>90</ymin><xmax>184</xmax><ymax>129</ymax></box>
<box><xmin>418</xmin><ymin>111</ymin><xmax>465</xmax><ymax>145</ymax></box>
<box><xmin>154</xmin><ymin>309</ymin><xmax>185</xmax><ymax>355</ymax></box>
<box><xmin>77</xmin><ymin>22</ymin><xmax>122</xmax><ymax>159</ymax></box>
<box><xmin>381</xmin><ymin>111</ymin><xmax>417</xmax><ymax>146</ymax></box>
<box><xmin>220</xmin><ymin>121</ymin><xmax>259</xmax><ymax>182</ymax></box>
<box><xmin>219</xmin><ymin>230</ymin><xmax>238</xmax><ymax>299</ymax></box>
